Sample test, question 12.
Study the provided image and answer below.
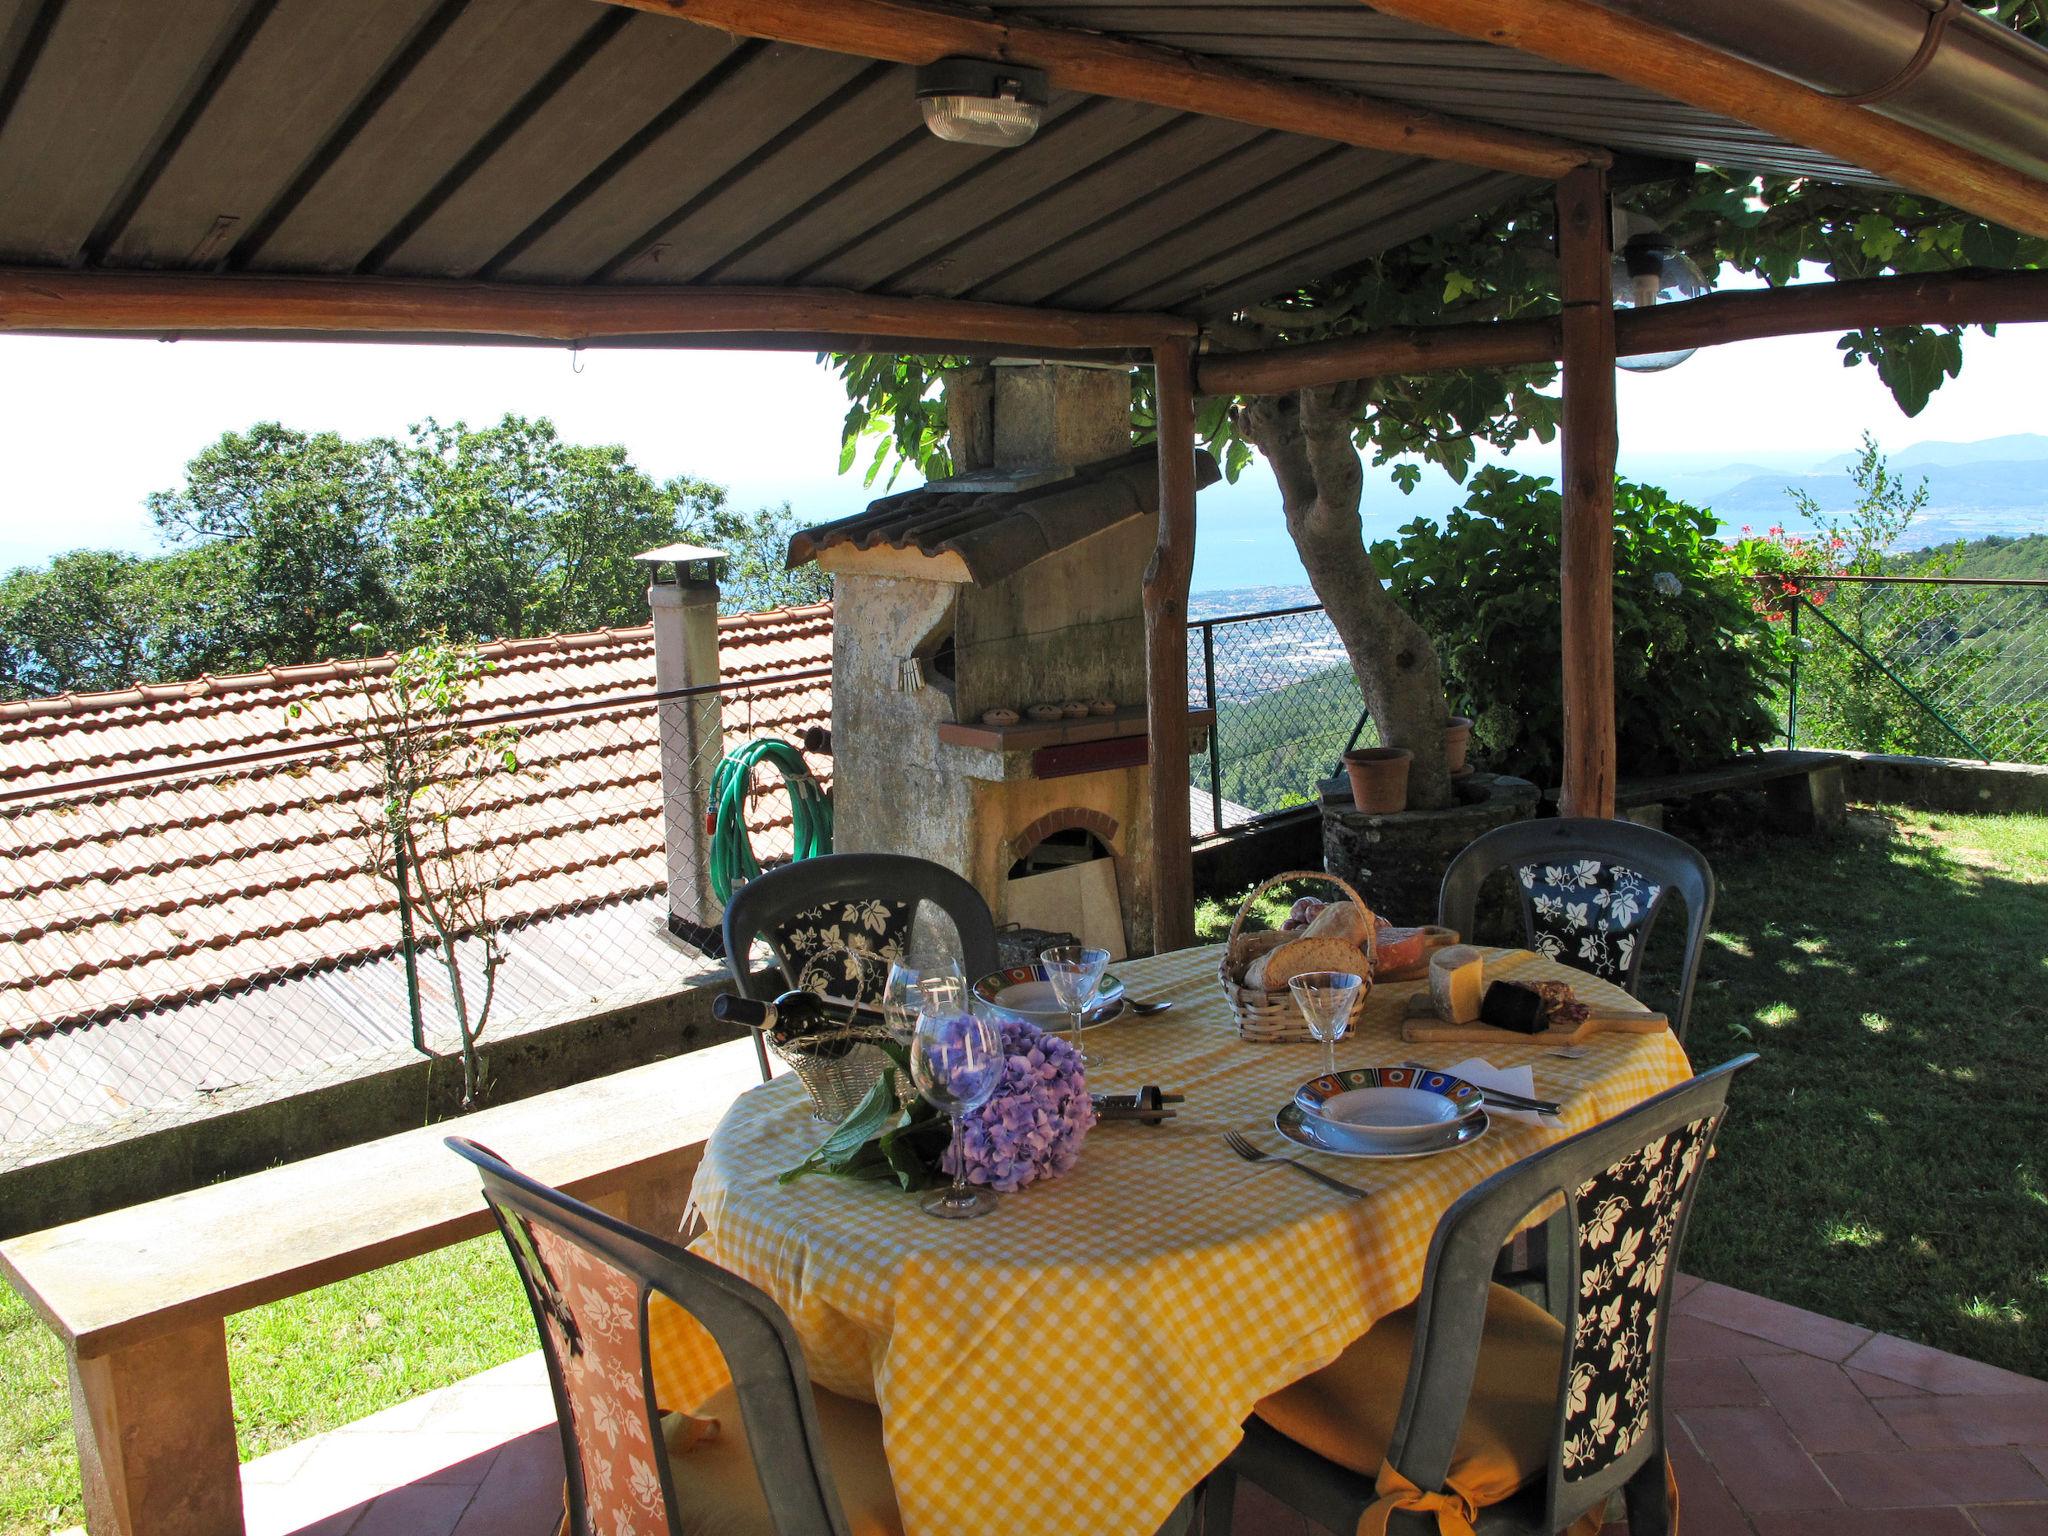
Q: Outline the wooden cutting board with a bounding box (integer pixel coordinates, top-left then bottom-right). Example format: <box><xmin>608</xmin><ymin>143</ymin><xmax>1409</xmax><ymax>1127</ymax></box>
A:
<box><xmin>1401</xmin><ymin>990</ymin><xmax>1670</xmax><ymax>1044</ymax></box>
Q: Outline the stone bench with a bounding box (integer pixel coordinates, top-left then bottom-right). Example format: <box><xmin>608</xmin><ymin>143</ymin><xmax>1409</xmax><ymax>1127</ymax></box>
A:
<box><xmin>1615</xmin><ymin>749</ymin><xmax>1848</xmax><ymax>830</ymax></box>
<box><xmin>0</xmin><ymin>1039</ymin><xmax>763</xmax><ymax>1536</ymax></box>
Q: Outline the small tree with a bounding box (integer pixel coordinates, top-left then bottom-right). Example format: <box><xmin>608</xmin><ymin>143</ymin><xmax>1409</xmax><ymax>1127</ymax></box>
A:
<box><xmin>326</xmin><ymin>634</ymin><xmax>526</xmax><ymax>1105</ymax></box>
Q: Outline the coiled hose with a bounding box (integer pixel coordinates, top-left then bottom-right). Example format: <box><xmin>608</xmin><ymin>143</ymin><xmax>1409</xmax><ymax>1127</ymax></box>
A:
<box><xmin>708</xmin><ymin>738</ymin><xmax>832</xmax><ymax>903</ymax></box>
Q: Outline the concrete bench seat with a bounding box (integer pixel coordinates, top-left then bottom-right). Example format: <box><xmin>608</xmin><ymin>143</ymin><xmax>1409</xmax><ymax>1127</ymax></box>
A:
<box><xmin>1614</xmin><ymin>748</ymin><xmax>1848</xmax><ymax>830</ymax></box>
<box><xmin>0</xmin><ymin>1038</ymin><xmax>763</xmax><ymax>1536</ymax></box>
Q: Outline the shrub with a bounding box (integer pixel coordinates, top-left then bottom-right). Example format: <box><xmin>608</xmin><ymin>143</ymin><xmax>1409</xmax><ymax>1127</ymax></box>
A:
<box><xmin>1371</xmin><ymin>468</ymin><xmax>1779</xmax><ymax>790</ymax></box>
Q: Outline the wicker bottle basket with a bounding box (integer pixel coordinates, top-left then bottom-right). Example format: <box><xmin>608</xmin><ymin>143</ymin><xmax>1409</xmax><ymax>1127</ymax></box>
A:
<box><xmin>1218</xmin><ymin>870</ymin><xmax>1377</xmax><ymax>1042</ymax></box>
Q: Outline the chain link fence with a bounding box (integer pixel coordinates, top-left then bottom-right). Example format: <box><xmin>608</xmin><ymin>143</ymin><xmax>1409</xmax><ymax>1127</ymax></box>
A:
<box><xmin>1187</xmin><ymin>604</ymin><xmax>1373</xmax><ymax>835</ymax></box>
<box><xmin>1781</xmin><ymin>576</ymin><xmax>2048</xmax><ymax>765</ymax></box>
<box><xmin>0</xmin><ymin>668</ymin><xmax>826</xmax><ymax>1170</ymax></box>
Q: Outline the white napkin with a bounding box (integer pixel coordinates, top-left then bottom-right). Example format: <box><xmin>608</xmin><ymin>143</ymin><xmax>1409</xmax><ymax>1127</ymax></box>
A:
<box><xmin>1444</xmin><ymin>1057</ymin><xmax>1566</xmax><ymax>1131</ymax></box>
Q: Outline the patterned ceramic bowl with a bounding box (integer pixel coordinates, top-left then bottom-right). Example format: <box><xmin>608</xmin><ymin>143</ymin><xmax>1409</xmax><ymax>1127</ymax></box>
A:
<box><xmin>1292</xmin><ymin>1065</ymin><xmax>1485</xmax><ymax>1139</ymax></box>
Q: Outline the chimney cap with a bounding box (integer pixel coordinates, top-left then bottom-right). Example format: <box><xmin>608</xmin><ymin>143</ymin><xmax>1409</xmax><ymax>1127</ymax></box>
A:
<box><xmin>635</xmin><ymin>543</ymin><xmax>727</xmax><ymax>584</ymax></box>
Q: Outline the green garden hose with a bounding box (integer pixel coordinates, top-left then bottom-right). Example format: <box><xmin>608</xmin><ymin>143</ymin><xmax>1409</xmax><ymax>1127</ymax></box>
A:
<box><xmin>709</xmin><ymin>738</ymin><xmax>832</xmax><ymax>903</ymax></box>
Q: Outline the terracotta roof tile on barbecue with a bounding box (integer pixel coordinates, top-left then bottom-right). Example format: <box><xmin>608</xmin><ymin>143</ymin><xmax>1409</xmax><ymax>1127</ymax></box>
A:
<box><xmin>786</xmin><ymin>447</ymin><xmax>1221</xmax><ymax>586</ymax></box>
<box><xmin>0</xmin><ymin>605</ymin><xmax>834</xmax><ymax>1045</ymax></box>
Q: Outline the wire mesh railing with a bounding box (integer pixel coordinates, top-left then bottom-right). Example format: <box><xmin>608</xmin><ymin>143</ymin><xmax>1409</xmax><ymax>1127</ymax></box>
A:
<box><xmin>1186</xmin><ymin>604</ymin><xmax>1371</xmax><ymax>836</ymax></box>
<box><xmin>1777</xmin><ymin>575</ymin><xmax>2048</xmax><ymax>764</ymax></box>
<box><xmin>0</xmin><ymin>666</ymin><xmax>827</xmax><ymax>1169</ymax></box>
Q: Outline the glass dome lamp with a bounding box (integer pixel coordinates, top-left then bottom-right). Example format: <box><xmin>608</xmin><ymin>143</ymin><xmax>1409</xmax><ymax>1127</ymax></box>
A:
<box><xmin>1612</xmin><ymin>230</ymin><xmax>1711</xmax><ymax>373</ymax></box>
<box><xmin>915</xmin><ymin>58</ymin><xmax>1049</xmax><ymax>148</ymax></box>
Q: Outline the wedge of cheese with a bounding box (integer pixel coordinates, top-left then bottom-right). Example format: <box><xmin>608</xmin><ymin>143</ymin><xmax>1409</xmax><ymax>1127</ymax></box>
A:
<box><xmin>1428</xmin><ymin>944</ymin><xmax>1487</xmax><ymax>1024</ymax></box>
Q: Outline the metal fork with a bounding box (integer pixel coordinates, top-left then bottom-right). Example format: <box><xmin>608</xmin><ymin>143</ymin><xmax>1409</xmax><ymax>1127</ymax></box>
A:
<box><xmin>1223</xmin><ymin>1130</ymin><xmax>1370</xmax><ymax>1199</ymax></box>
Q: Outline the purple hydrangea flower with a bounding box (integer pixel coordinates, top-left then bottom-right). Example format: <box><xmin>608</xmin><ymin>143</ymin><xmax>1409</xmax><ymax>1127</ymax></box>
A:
<box><xmin>941</xmin><ymin>1018</ymin><xmax>1096</xmax><ymax>1193</ymax></box>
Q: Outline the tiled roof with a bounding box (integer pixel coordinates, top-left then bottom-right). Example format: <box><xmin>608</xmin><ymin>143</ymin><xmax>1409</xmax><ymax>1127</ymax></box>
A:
<box><xmin>786</xmin><ymin>448</ymin><xmax>1220</xmax><ymax>586</ymax></box>
<box><xmin>0</xmin><ymin>605</ymin><xmax>834</xmax><ymax>1045</ymax></box>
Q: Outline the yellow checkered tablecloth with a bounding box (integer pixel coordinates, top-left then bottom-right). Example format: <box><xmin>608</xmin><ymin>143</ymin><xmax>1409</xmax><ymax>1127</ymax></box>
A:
<box><xmin>650</xmin><ymin>943</ymin><xmax>1693</xmax><ymax>1536</ymax></box>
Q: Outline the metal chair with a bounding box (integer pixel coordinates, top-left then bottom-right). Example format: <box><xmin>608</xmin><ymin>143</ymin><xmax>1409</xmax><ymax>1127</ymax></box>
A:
<box><xmin>1438</xmin><ymin>817</ymin><xmax>1717</xmax><ymax>1043</ymax></box>
<box><xmin>447</xmin><ymin>1135</ymin><xmax>904</xmax><ymax>1536</ymax></box>
<box><xmin>1205</xmin><ymin>1054</ymin><xmax>1755</xmax><ymax>1536</ymax></box>
<box><xmin>722</xmin><ymin>852</ymin><xmax>1001</xmax><ymax>1080</ymax></box>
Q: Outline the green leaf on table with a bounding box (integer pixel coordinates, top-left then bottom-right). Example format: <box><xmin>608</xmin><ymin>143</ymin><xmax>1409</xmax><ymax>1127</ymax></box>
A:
<box><xmin>776</xmin><ymin>1070</ymin><xmax>902</xmax><ymax>1184</ymax></box>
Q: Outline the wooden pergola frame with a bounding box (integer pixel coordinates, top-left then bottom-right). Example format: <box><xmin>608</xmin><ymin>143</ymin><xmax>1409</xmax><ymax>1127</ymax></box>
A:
<box><xmin>5</xmin><ymin>0</ymin><xmax>2046</xmax><ymax>968</ymax></box>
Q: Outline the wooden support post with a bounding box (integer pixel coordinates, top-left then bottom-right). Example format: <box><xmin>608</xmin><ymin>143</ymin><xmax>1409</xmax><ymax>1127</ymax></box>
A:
<box><xmin>70</xmin><ymin>1322</ymin><xmax>244</xmax><ymax>1536</ymax></box>
<box><xmin>1556</xmin><ymin>166</ymin><xmax>1619</xmax><ymax>821</ymax></box>
<box><xmin>1146</xmin><ymin>339</ymin><xmax>1198</xmax><ymax>953</ymax></box>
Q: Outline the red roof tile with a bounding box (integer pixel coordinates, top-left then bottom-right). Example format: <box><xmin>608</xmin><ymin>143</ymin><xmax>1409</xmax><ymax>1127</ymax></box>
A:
<box><xmin>0</xmin><ymin>607</ymin><xmax>834</xmax><ymax>1042</ymax></box>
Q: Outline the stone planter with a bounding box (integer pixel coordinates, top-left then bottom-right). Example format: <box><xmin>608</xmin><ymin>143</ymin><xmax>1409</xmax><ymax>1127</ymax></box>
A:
<box><xmin>1321</xmin><ymin>771</ymin><xmax>1539</xmax><ymax>930</ymax></box>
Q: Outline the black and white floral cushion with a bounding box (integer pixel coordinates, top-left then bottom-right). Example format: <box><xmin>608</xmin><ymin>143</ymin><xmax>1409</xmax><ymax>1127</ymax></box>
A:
<box><xmin>1517</xmin><ymin>859</ymin><xmax>1665</xmax><ymax>985</ymax></box>
<box><xmin>769</xmin><ymin>898</ymin><xmax>914</xmax><ymax>1005</ymax></box>
<box><xmin>1560</xmin><ymin>1115</ymin><xmax>1715</xmax><ymax>1483</ymax></box>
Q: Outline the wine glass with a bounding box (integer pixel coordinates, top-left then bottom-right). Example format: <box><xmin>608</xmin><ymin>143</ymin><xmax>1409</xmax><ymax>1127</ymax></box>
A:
<box><xmin>1290</xmin><ymin>970</ymin><xmax>1365</xmax><ymax>1079</ymax></box>
<box><xmin>1039</xmin><ymin>944</ymin><xmax>1111</xmax><ymax>1063</ymax></box>
<box><xmin>909</xmin><ymin>979</ymin><xmax>1005</xmax><ymax>1219</ymax></box>
<box><xmin>881</xmin><ymin>961</ymin><xmax>927</xmax><ymax>1043</ymax></box>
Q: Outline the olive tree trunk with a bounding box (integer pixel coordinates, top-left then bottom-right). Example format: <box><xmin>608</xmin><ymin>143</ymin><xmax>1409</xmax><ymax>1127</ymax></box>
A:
<box><xmin>1241</xmin><ymin>385</ymin><xmax>1454</xmax><ymax>812</ymax></box>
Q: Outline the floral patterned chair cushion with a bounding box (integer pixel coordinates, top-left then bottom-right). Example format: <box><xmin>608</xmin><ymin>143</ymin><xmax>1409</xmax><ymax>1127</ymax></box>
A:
<box><xmin>1516</xmin><ymin>859</ymin><xmax>1666</xmax><ymax>987</ymax></box>
<box><xmin>1560</xmin><ymin>1115</ymin><xmax>1716</xmax><ymax>1484</ymax></box>
<box><xmin>768</xmin><ymin>898</ymin><xmax>915</xmax><ymax>1005</ymax></box>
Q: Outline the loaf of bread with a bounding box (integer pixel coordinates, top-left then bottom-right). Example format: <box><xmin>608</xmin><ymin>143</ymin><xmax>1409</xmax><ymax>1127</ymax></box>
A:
<box><xmin>1303</xmin><ymin>900</ymin><xmax>1373</xmax><ymax>948</ymax></box>
<box><xmin>1246</xmin><ymin>935</ymin><xmax>1372</xmax><ymax>991</ymax></box>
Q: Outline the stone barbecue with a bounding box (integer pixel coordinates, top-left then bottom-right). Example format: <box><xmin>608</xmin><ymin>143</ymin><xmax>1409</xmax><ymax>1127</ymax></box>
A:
<box><xmin>789</xmin><ymin>364</ymin><xmax>1216</xmax><ymax>957</ymax></box>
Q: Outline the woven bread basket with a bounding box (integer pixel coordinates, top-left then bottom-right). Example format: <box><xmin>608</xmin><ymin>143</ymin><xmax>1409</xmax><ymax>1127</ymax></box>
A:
<box><xmin>1218</xmin><ymin>870</ymin><xmax>1376</xmax><ymax>1042</ymax></box>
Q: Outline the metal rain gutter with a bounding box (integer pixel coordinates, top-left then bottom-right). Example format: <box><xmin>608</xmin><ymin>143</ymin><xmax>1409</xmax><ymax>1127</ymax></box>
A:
<box><xmin>1603</xmin><ymin>0</ymin><xmax>2048</xmax><ymax>185</ymax></box>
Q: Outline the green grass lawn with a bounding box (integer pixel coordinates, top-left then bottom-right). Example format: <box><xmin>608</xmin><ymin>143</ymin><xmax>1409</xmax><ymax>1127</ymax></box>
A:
<box><xmin>2</xmin><ymin>1235</ymin><xmax>534</xmax><ymax>1536</ymax></box>
<box><xmin>1660</xmin><ymin>803</ymin><xmax>2048</xmax><ymax>1379</ymax></box>
<box><xmin>5</xmin><ymin>803</ymin><xmax>2044</xmax><ymax>1531</ymax></box>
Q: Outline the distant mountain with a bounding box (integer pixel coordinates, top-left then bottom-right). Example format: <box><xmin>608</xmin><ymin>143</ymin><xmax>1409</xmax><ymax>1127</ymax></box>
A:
<box><xmin>1819</xmin><ymin>433</ymin><xmax>2048</xmax><ymax>471</ymax></box>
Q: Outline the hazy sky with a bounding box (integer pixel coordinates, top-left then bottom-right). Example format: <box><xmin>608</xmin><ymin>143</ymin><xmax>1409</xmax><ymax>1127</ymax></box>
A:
<box><xmin>2</xmin><ymin>314</ymin><xmax>2043</xmax><ymax>576</ymax></box>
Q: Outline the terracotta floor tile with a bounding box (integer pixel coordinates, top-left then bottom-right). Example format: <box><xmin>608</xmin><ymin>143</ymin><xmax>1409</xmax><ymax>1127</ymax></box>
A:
<box><xmin>450</xmin><ymin>1427</ymin><xmax>564</xmax><ymax>1536</ymax></box>
<box><xmin>1848</xmin><ymin>1367</ymin><xmax>1930</xmax><ymax>1400</ymax></box>
<box><xmin>1749</xmin><ymin>1508</ymin><xmax>1974</xmax><ymax>1535</ymax></box>
<box><xmin>1844</xmin><ymin>1335</ymin><xmax>2048</xmax><ymax>1399</ymax></box>
<box><xmin>238</xmin><ymin>1488</ymin><xmax>364</xmax><ymax>1536</ymax></box>
<box><xmin>1679</xmin><ymin>1405</ymin><xmax>1841</xmax><ymax>1512</ymax></box>
<box><xmin>1668</xmin><ymin>1424</ymin><xmax>1755</xmax><ymax>1536</ymax></box>
<box><xmin>1743</xmin><ymin>1354</ymin><xmax>1904</xmax><ymax>1454</ymax></box>
<box><xmin>1675</xmin><ymin>1272</ymin><xmax>1706</xmax><ymax>1303</ymax></box>
<box><xmin>294</xmin><ymin>1430</ymin><xmax>505</xmax><ymax>1492</ymax></box>
<box><xmin>1670</xmin><ymin>1357</ymin><xmax>1769</xmax><ymax>1409</ymax></box>
<box><xmin>1968</xmin><ymin>1505</ymin><xmax>2048</xmax><ymax>1535</ymax></box>
<box><xmin>1669</xmin><ymin>1314</ymin><xmax>1795</xmax><ymax>1362</ymax></box>
<box><xmin>1875</xmin><ymin>1392</ymin><xmax>2048</xmax><ymax>1450</ymax></box>
<box><xmin>1815</xmin><ymin>1448</ymin><xmax>2048</xmax><ymax>1509</ymax></box>
<box><xmin>1682</xmin><ymin>1283</ymin><xmax>1874</xmax><ymax>1363</ymax></box>
<box><xmin>343</xmin><ymin>1483</ymin><xmax>477</xmax><ymax>1536</ymax></box>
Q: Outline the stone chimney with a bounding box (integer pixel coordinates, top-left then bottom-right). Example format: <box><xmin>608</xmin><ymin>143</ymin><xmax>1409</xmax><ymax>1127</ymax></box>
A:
<box><xmin>942</xmin><ymin>362</ymin><xmax>1132</xmax><ymax>477</ymax></box>
<box><xmin>635</xmin><ymin>543</ymin><xmax>726</xmax><ymax>955</ymax></box>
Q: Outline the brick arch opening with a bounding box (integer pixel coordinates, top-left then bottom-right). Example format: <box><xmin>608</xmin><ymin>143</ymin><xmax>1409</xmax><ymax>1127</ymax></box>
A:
<box><xmin>1005</xmin><ymin>807</ymin><xmax>1121</xmax><ymax>877</ymax></box>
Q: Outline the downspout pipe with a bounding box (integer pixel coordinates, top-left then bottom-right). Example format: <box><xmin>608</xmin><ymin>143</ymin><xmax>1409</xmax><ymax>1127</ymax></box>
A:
<box><xmin>1603</xmin><ymin>0</ymin><xmax>2048</xmax><ymax>184</ymax></box>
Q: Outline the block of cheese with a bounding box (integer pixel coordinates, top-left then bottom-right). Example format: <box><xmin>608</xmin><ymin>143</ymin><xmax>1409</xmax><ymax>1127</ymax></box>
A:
<box><xmin>1428</xmin><ymin>944</ymin><xmax>1487</xmax><ymax>1024</ymax></box>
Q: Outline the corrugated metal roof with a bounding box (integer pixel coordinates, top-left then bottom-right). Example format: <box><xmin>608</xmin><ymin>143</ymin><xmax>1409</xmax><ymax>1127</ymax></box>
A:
<box><xmin>787</xmin><ymin>446</ymin><xmax>1221</xmax><ymax>584</ymax></box>
<box><xmin>0</xmin><ymin>0</ymin><xmax>1901</xmax><ymax>320</ymax></box>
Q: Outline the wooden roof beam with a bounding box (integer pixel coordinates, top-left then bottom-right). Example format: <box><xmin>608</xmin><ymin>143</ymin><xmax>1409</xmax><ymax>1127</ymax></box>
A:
<box><xmin>599</xmin><ymin>0</ymin><xmax>1604</xmax><ymax>179</ymax></box>
<box><xmin>0</xmin><ymin>269</ymin><xmax>1194</xmax><ymax>351</ymax></box>
<box><xmin>1358</xmin><ymin>0</ymin><xmax>2048</xmax><ymax>239</ymax></box>
<box><xmin>1196</xmin><ymin>265</ymin><xmax>2048</xmax><ymax>395</ymax></box>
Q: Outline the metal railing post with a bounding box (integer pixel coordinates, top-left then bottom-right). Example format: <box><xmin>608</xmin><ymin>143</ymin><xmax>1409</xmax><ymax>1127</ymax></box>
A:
<box><xmin>1787</xmin><ymin>598</ymin><xmax>1800</xmax><ymax>749</ymax></box>
<box><xmin>1201</xmin><ymin>620</ymin><xmax>1222</xmax><ymax>836</ymax></box>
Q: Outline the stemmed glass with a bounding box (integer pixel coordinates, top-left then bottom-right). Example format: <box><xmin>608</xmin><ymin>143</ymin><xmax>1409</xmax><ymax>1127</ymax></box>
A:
<box><xmin>1039</xmin><ymin>944</ymin><xmax>1111</xmax><ymax>1063</ymax></box>
<box><xmin>881</xmin><ymin>961</ymin><xmax>928</xmax><ymax>1043</ymax></box>
<box><xmin>909</xmin><ymin>979</ymin><xmax>1005</xmax><ymax>1219</ymax></box>
<box><xmin>1290</xmin><ymin>970</ymin><xmax>1365</xmax><ymax>1080</ymax></box>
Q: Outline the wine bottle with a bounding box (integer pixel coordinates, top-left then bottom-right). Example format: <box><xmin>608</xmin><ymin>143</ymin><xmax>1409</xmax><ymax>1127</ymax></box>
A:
<box><xmin>712</xmin><ymin>989</ymin><xmax>884</xmax><ymax>1058</ymax></box>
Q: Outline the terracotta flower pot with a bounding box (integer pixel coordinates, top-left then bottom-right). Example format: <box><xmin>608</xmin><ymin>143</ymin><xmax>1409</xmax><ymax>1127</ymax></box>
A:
<box><xmin>1443</xmin><ymin>716</ymin><xmax>1475</xmax><ymax>777</ymax></box>
<box><xmin>1342</xmin><ymin>747</ymin><xmax>1412</xmax><ymax>814</ymax></box>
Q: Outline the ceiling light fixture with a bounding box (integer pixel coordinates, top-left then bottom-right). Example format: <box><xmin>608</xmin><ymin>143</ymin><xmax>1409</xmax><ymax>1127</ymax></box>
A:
<box><xmin>1610</xmin><ymin>213</ymin><xmax>1712</xmax><ymax>374</ymax></box>
<box><xmin>915</xmin><ymin>58</ymin><xmax>1049</xmax><ymax>148</ymax></box>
